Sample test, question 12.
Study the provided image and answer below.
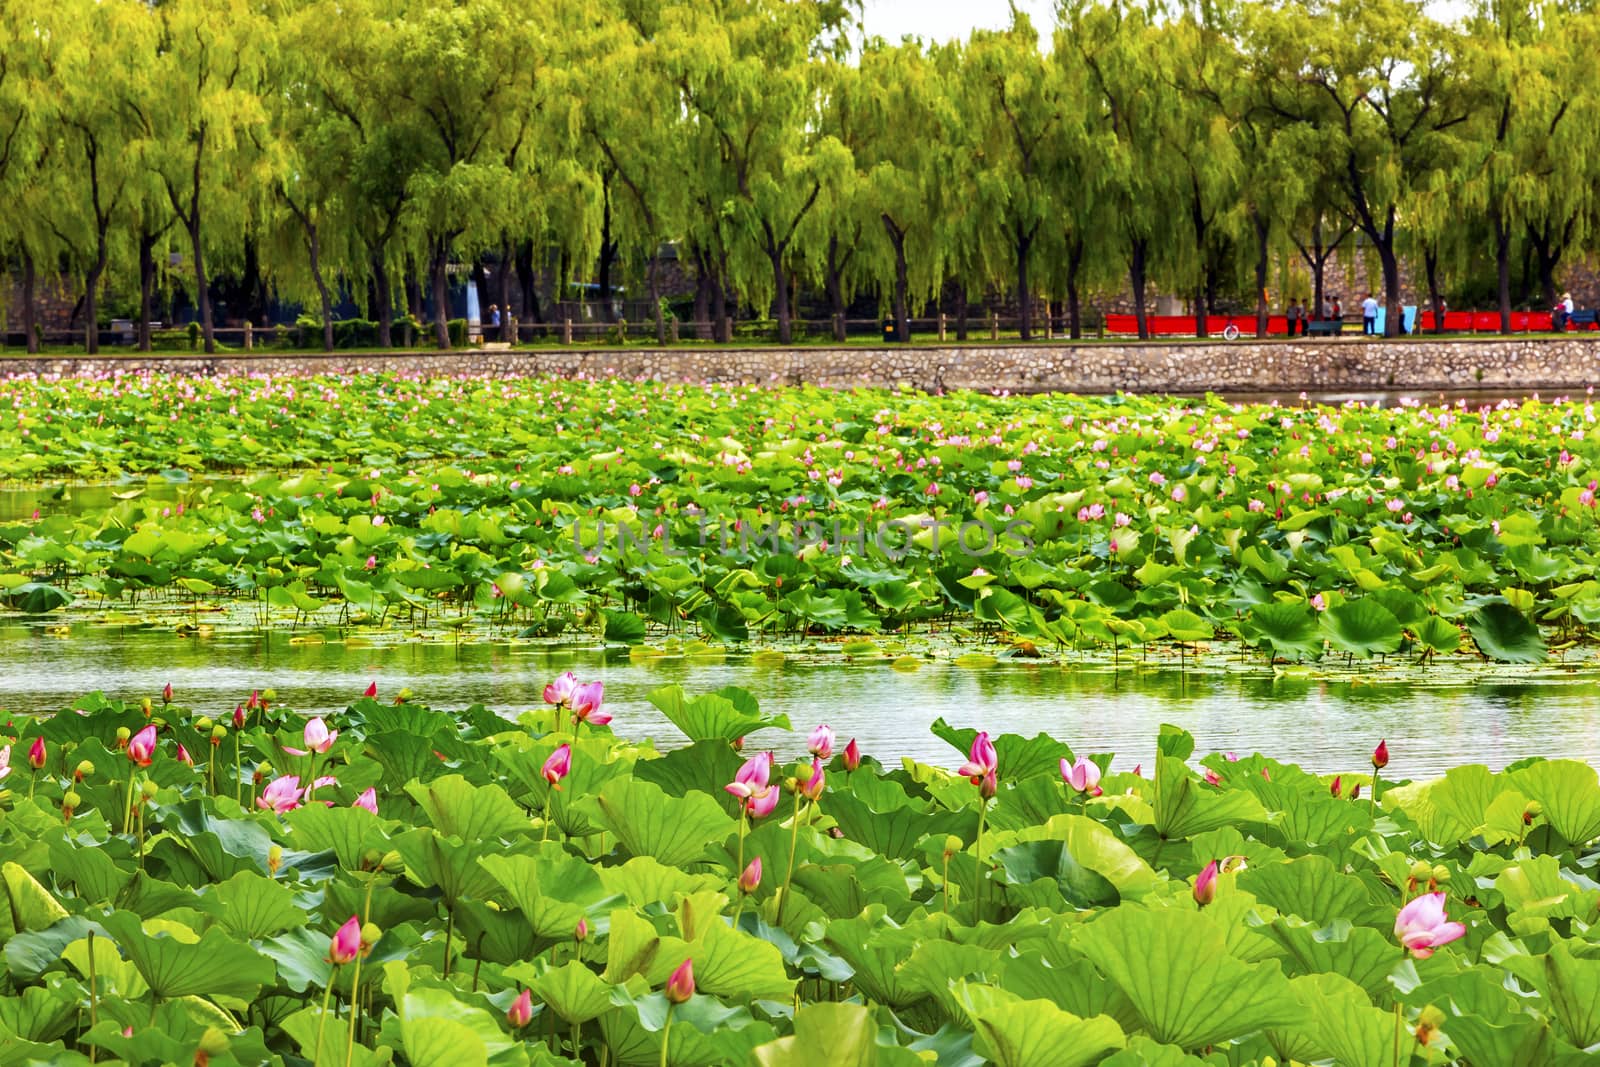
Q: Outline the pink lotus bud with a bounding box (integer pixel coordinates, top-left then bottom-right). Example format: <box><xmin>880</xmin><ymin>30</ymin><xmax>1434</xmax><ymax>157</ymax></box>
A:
<box><xmin>1394</xmin><ymin>892</ymin><xmax>1466</xmax><ymax>958</ymax></box>
<box><xmin>127</xmin><ymin>725</ymin><xmax>158</xmax><ymax>767</ymax></box>
<box><xmin>1203</xmin><ymin>768</ymin><xmax>1222</xmax><ymax>786</ymax></box>
<box><xmin>1060</xmin><ymin>756</ymin><xmax>1102</xmax><ymax>796</ymax></box>
<box><xmin>843</xmin><ymin>738</ymin><xmax>860</xmax><ymax>771</ymax></box>
<box><xmin>162</xmin><ymin>682</ymin><xmax>173</xmax><ymax>705</ymax></box>
<box><xmin>1194</xmin><ymin>860</ymin><xmax>1218</xmax><ymax>906</ymax></box>
<box><xmin>507</xmin><ymin>989</ymin><xmax>533</xmax><ymax>1028</ymax></box>
<box><xmin>799</xmin><ymin>758</ymin><xmax>826</xmax><ymax>801</ymax></box>
<box><xmin>807</xmin><ymin>724</ymin><xmax>835</xmax><ymax>760</ymax></box>
<box><xmin>739</xmin><ymin>857</ymin><xmax>762</xmax><ymax>894</ymax></box>
<box><xmin>353</xmin><ymin>788</ymin><xmax>378</xmax><ymax>815</ymax></box>
<box><xmin>27</xmin><ymin>737</ymin><xmax>46</xmax><ymax>770</ymax></box>
<box><xmin>303</xmin><ymin>717</ymin><xmax>337</xmax><ymax>754</ymax></box>
<box><xmin>542</xmin><ymin>744</ymin><xmax>571</xmax><ymax>787</ymax></box>
<box><xmin>665</xmin><ymin>958</ymin><xmax>695</xmax><ymax>1004</ymax></box>
<box><xmin>1330</xmin><ymin>775</ymin><xmax>1342</xmax><ymax>798</ymax></box>
<box><xmin>958</xmin><ymin>732</ymin><xmax>999</xmax><ymax>784</ymax></box>
<box><xmin>1372</xmin><ymin>740</ymin><xmax>1389</xmax><ymax>769</ymax></box>
<box><xmin>328</xmin><ymin>915</ymin><xmax>362</xmax><ymax>965</ymax></box>
<box><xmin>176</xmin><ymin>743</ymin><xmax>194</xmax><ymax>768</ymax></box>
<box><xmin>575</xmin><ymin>917</ymin><xmax>589</xmax><ymax>942</ymax></box>
<box><xmin>232</xmin><ymin>705</ymin><xmax>246</xmax><ymax>729</ymax></box>
<box><xmin>363</xmin><ymin>681</ymin><xmax>378</xmax><ymax>699</ymax></box>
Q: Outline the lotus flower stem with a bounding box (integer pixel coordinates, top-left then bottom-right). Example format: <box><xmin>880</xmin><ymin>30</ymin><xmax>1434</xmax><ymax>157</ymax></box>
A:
<box><xmin>121</xmin><ymin>775</ymin><xmax>136</xmax><ymax>835</ymax></box>
<box><xmin>343</xmin><ymin>878</ymin><xmax>376</xmax><ymax>1067</ymax></box>
<box><xmin>942</xmin><ymin>849</ymin><xmax>952</xmax><ymax>914</ymax></box>
<box><xmin>312</xmin><ymin>977</ymin><xmax>336</xmax><ymax>1066</ymax></box>
<box><xmin>735</xmin><ymin>809</ymin><xmax>747</xmax><ymax>884</ymax></box>
<box><xmin>87</xmin><ymin>930</ymin><xmax>99</xmax><ymax>1063</ymax></box>
<box><xmin>234</xmin><ymin>732</ymin><xmax>243</xmax><ymax>807</ymax></box>
<box><xmin>1392</xmin><ymin>1001</ymin><xmax>1402</xmax><ymax>1067</ymax></box>
<box><xmin>207</xmin><ymin>743</ymin><xmax>216</xmax><ymax>794</ymax></box>
<box><xmin>658</xmin><ymin>1006</ymin><xmax>673</xmax><ymax>1067</ymax></box>
<box><xmin>442</xmin><ymin>906</ymin><xmax>454</xmax><ymax>978</ymax></box>
<box><xmin>571</xmin><ymin>1021</ymin><xmax>582</xmax><ymax>1059</ymax></box>
<box><xmin>974</xmin><ymin>799</ymin><xmax>988</xmax><ymax>924</ymax></box>
<box><xmin>776</xmin><ymin>791</ymin><xmax>804</xmax><ymax>925</ymax></box>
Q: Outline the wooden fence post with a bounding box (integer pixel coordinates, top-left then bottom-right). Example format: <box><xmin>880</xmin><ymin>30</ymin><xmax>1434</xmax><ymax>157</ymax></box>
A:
<box><xmin>562</xmin><ymin>318</ymin><xmax>572</xmax><ymax>345</ymax></box>
<box><xmin>990</xmin><ymin>312</ymin><xmax>999</xmax><ymax>341</ymax></box>
<box><xmin>243</xmin><ymin>321</ymin><xmax>253</xmax><ymax>351</ymax></box>
<box><xmin>938</xmin><ymin>313</ymin><xmax>947</xmax><ymax>342</ymax></box>
<box><xmin>669</xmin><ymin>319</ymin><xmax>679</xmax><ymax>344</ymax></box>
<box><xmin>723</xmin><ymin>316</ymin><xmax>734</xmax><ymax>343</ymax></box>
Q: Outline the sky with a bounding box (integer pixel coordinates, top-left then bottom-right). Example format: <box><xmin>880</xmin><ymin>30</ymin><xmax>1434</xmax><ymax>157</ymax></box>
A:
<box><xmin>862</xmin><ymin>0</ymin><xmax>1471</xmax><ymax>44</ymax></box>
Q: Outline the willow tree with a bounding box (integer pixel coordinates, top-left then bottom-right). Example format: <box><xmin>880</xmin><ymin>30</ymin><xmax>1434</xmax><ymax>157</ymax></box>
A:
<box><xmin>0</xmin><ymin>7</ymin><xmax>55</xmax><ymax>351</ymax></box>
<box><xmin>661</xmin><ymin>0</ymin><xmax>850</xmax><ymax>344</ymax></box>
<box><xmin>1254</xmin><ymin>0</ymin><xmax>1472</xmax><ymax>336</ymax></box>
<box><xmin>956</xmin><ymin>15</ymin><xmax>1060</xmax><ymax>341</ymax></box>
<box><xmin>138</xmin><ymin>0</ymin><xmax>272</xmax><ymax>353</ymax></box>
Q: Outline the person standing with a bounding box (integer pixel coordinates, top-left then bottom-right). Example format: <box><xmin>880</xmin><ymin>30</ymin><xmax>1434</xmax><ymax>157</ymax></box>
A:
<box><xmin>487</xmin><ymin>304</ymin><xmax>502</xmax><ymax>341</ymax></box>
<box><xmin>1361</xmin><ymin>292</ymin><xmax>1379</xmax><ymax>336</ymax></box>
<box><xmin>1332</xmin><ymin>297</ymin><xmax>1343</xmax><ymax>323</ymax></box>
<box><xmin>1557</xmin><ymin>292</ymin><xmax>1574</xmax><ymax>331</ymax></box>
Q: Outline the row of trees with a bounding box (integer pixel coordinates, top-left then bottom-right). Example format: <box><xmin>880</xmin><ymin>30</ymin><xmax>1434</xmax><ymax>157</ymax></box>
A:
<box><xmin>3</xmin><ymin>0</ymin><xmax>1599</xmax><ymax>351</ymax></box>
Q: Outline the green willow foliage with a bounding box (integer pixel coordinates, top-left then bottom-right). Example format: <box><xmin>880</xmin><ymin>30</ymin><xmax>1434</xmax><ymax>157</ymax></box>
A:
<box><xmin>4</xmin><ymin>0</ymin><xmax>1599</xmax><ymax>351</ymax></box>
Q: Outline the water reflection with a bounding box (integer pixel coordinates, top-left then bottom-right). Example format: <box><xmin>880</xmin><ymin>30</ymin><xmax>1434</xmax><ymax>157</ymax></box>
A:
<box><xmin>0</xmin><ymin>622</ymin><xmax>1595</xmax><ymax>776</ymax></box>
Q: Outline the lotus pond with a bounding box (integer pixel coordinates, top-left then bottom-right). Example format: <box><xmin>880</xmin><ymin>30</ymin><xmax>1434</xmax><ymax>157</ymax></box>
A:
<box><xmin>4</xmin><ymin>682</ymin><xmax>1600</xmax><ymax>1065</ymax></box>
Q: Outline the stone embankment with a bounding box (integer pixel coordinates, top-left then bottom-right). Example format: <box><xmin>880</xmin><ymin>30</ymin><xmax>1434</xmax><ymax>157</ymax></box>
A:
<box><xmin>3</xmin><ymin>336</ymin><xmax>1597</xmax><ymax>393</ymax></box>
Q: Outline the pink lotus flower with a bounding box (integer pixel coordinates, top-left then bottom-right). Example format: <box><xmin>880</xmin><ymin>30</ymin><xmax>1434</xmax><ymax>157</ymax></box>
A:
<box><xmin>0</xmin><ymin>744</ymin><xmax>11</xmax><ymax>781</ymax></box>
<box><xmin>843</xmin><ymin>738</ymin><xmax>861</xmax><ymax>771</ymax></box>
<box><xmin>1203</xmin><ymin>768</ymin><xmax>1222</xmax><ymax>786</ymax></box>
<box><xmin>1194</xmin><ymin>860</ymin><xmax>1218</xmax><ymax>906</ymax></box>
<box><xmin>127</xmin><ymin>725</ymin><xmax>157</xmax><ymax>767</ymax></box>
<box><xmin>807</xmin><ymin>724</ymin><xmax>835</xmax><ymax>760</ymax></box>
<box><xmin>543</xmin><ymin>671</ymin><xmax>579</xmax><ymax>706</ymax></box>
<box><xmin>353</xmin><ymin>788</ymin><xmax>378</xmax><ymax>814</ymax></box>
<box><xmin>1061</xmin><ymin>756</ymin><xmax>1102</xmax><ymax>796</ymax></box>
<box><xmin>327</xmin><ymin>915</ymin><xmax>362</xmax><ymax>965</ymax></box>
<box><xmin>1311</xmin><ymin>593</ymin><xmax>1327</xmax><ymax>612</ymax></box>
<box><xmin>303</xmin><ymin>718</ymin><xmax>336</xmax><ymax>754</ymax></box>
<box><xmin>542</xmin><ymin>744</ymin><xmax>572</xmax><ymax>787</ymax></box>
<box><xmin>726</xmin><ymin>753</ymin><xmax>780</xmax><ymax>818</ymax></box>
<box><xmin>176</xmin><ymin>743</ymin><xmax>194</xmax><ymax>768</ymax></box>
<box><xmin>959</xmin><ymin>732</ymin><xmax>998</xmax><ymax>783</ymax></box>
<box><xmin>739</xmin><ymin>856</ymin><xmax>762</xmax><ymax>893</ymax></box>
<box><xmin>507</xmin><ymin>989</ymin><xmax>533</xmax><ymax>1028</ymax></box>
<box><xmin>799</xmin><ymin>758</ymin><xmax>826</xmax><ymax>801</ymax></box>
<box><xmin>665</xmin><ymin>958</ymin><xmax>695</xmax><ymax>1004</ymax></box>
<box><xmin>363</xmin><ymin>681</ymin><xmax>378</xmax><ymax>698</ymax></box>
<box><xmin>1394</xmin><ymin>893</ymin><xmax>1467</xmax><ymax>958</ymax></box>
<box><xmin>571</xmin><ymin>681</ymin><xmax>609</xmax><ymax>725</ymax></box>
<box><xmin>257</xmin><ymin>775</ymin><xmax>304</xmax><ymax>814</ymax></box>
<box><xmin>27</xmin><ymin>737</ymin><xmax>46</xmax><ymax>770</ymax></box>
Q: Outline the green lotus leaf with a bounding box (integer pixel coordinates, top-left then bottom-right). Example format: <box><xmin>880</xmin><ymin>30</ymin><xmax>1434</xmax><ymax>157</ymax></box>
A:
<box><xmin>210</xmin><ymin>870</ymin><xmax>307</xmax><ymax>940</ymax></box>
<box><xmin>596</xmin><ymin>987</ymin><xmax>777</xmax><ymax>1067</ymax></box>
<box><xmin>1288</xmin><ymin>972</ymin><xmax>1419</xmax><ymax>1066</ymax></box>
<box><xmin>404</xmin><ymin>774</ymin><xmax>530</xmax><ymax>842</ymax></box>
<box><xmin>589</xmin><ymin>776</ymin><xmax>736</xmax><ymax>868</ymax></box>
<box><xmin>1540</xmin><ymin>940</ymin><xmax>1600</xmax><ymax>1048</ymax></box>
<box><xmin>518</xmin><ymin>959</ymin><xmax>616</xmax><ymax>1025</ymax></box>
<box><xmin>479</xmin><ymin>849</ymin><xmax>617</xmax><ymax>939</ymax></box>
<box><xmin>930</xmin><ymin>718</ymin><xmax>1075</xmax><ymax>782</ymax></box>
<box><xmin>645</xmin><ymin>685</ymin><xmax>790</xmax><ymax>742</ymax></box>
<box><xmin>955</xmin><ymin>980</ymin><xmax>1124</xmax><ymax>1067</ymax></box>
<box><xmin>750</xmin><ymin>1002</ymin><xmax>927</xmax><ymax>1067</ymax></box>
<box><xmin>283</xmin><ymin>803</ymin><xmax>390</xmax><ymax>872</ymax></box>
<box><xmin>100</xmin><ymin>909</ymin><xmax>276</xmax><ymax>1001</ymax></box>
<box><xmin>1</xmin><ymin>861</ymin><xmax>70</xmax><ymax>936</ymax></box>
<box><xmin>392</xmin><ymin>828</ymin><xmax>504</xmax><ymax>908</ymax></box>
<box><xmin>1257</xmin><ymin>917</ymin><xmax>1402</xmax><ymax>995</ymax></box>
<box><xmin>1318</xmin><ymin>599</ymin><xmax>1403</xmax><ymax>657</ymax></box>
<box><xmin>1511</xmin><ymin>759</ymin><xmax>1600</xmax><ymax>846</ymax></box>
<box><xmin>1073</xmin><ymin>905</ymin><xmax>1298</xmax><ymax>1050</ymax></box>
<box><xmin>1151</xmin><ymin>752</ymin><xmax>1267</xmax><ymax>840</ymax></box>
<box><xmin>1243</xmin><ymin>602</ymin><xmax>1321</xmax><ymax>658</ymax></box>
<box><xmin>1467</xmin><ymin>599</ymin><xmax>1547</xmax><ymax>662</ymax></box>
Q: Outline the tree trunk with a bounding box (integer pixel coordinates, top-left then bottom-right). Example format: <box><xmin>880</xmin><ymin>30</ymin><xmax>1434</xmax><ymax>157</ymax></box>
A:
<box><xmin>889</xmin><ymin>230</ymin><xmax>909</xmax><ymax>342</ymax></box>
<box><xmin>648</xmin><ymin>260</ymin><xmax>665</xmax><ymax>344</ymax></box>
<box><xmin>371</xmin><ymin>250</ymin><xmax>393</xmax><ymax>348</ymax></box>
<box><xmin>497</xmin><ymin>239</ymin><xmax>513</xmax><ymax>343</ymax></box>
<box><xmin>1424</xmin><ymin>245</ymin><xmax>1446</xmax><ymax>336</ymax></box>
<box><xmin>405</xmin><ymin>254</ymin><xmax>425</xmax><ymax>323</ymax></box>
<box><xmin>710</xmin><ymin>261</ymin><xmax>728</xmax><ymax>343</ymax></box>
<box><xmin>84</xmin><ymin>234</ymin><xmax>108</xmax><ymax>355</ymax></box>
<box><xmin>1066</xmin><ymin>243</ymin><xmax>1082</xmax><ymax>341</ymax></box>
<box><xmin>312</xmin><ymin>229</ymin><xmax>334</xmax><ymax>352</ymax></box>
<box><xmin>21</xmin><ymin>249</ymin><xmax>37</xmax><ymax>354</ymax></box>
<box><xmin>953</xmin><ymin>283</ymin><xmax>968</xmax><ymax>341</ymax></box>
<box><xmin>1194</xmin><ymin>284</ymin><xmax>1208</xmax><ymax>339</ymax></box>
<box><xmin>1377</xmin><ymin>235</ymin><xmax>1402</xmax><ymax>338</ymax></box>
<box><xmin>824</xmin><ymin>234</ymin><xmax>847</xmax><ymax>342</ymax></box>
<box><xmin>769</xmin><ymin>249</ymin><xmax>791</xmax><ymax>345</ymax></box>
<box><xmin>1015</xmin><ymin>226</ymin><xmax>1033</xmax><ymax>341</ymax></box>
<box><xmin>597</xmin><ymin>177</ymin><xmax>617</xmax><ymax>323</ymax></box>
<box><xmin>1190</xmin><ymin>187</ymin><xmax>1208</xmax><ymax>339</ymax></box>
<box><xmin>515</xmin><ymin>241</ymin><xmax>541</xmax><ymax>323</ymax></box>
<box><xmin>693</xmin><ymin>249</ymin><xmax>712</xmax><ymax>341</ymax></box>
<box><xmin>430</xmin><ymin>238</ymin><xmax>450</xmax><ymax>348</ymax></box>
<box><xmin>138</xmin><ymin>231</ymin><xmax>156</xmax><ymax>352</ymax></box>
<box><xmin>1253</xmin><ymin>212</ymin><xmax>1270</xmax><ymax>338</ymax></box>
<box><xmin>1493</xmin><ymin>218</ymin><xmax>1512</xmax><ymax>335</ymax></box>
<box><xmin>1130</xmin><ymin>237</ymin><xmax>1150</xmax><ymax>341</ymax></box>
<box><xmin>189</xmin><ymin>215</ymin><xmax>215</xmax><ymax>354</ymax></box>
<box><xmin>1528</xmin><ymin>222</ymin><xmax>1564</xmax><ymax>311</ymax></box>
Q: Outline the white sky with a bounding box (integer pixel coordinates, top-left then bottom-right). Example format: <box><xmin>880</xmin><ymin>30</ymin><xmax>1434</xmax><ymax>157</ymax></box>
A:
<box><xmin>863</xmin><ymin>0</ymin><xmax>1471</xmax><ymax>44</ymax></box>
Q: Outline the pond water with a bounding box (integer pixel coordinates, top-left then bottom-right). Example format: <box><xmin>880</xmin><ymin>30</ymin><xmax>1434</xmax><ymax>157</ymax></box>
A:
<box><xmin>2</xmin><ymin>622</ymin><xmax>1597</xmax><ymax>777</ymax></box>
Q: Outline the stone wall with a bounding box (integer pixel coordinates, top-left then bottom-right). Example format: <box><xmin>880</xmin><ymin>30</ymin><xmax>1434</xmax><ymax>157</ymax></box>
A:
<box><xmin>4</xmin><ymin>336</ymin><xmax>1600</xmax><ymax>394</ymax></box>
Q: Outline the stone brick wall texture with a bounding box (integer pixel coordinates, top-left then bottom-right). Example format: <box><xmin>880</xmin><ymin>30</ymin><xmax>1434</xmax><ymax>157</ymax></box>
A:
<box><xmin>3</xmin><ymin>337</ymin><xmax>1600</xmax><ymax>394</ymax></box>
